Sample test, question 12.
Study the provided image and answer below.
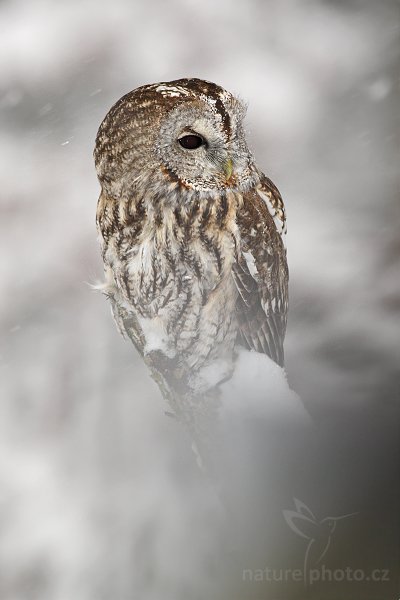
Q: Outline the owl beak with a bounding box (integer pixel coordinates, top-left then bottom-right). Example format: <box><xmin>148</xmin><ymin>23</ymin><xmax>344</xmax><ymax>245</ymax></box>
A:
<box><xmin>222</xmin><ymin>157</ymin><xmax>234</xmax><ymax>181</ymax></box>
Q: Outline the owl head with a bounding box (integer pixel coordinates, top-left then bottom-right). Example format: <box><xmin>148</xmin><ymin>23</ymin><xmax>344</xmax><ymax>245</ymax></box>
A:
<box><xmin>94</xmin><ymin>78</ymin><xmax>260</xmax><ymax>198</ymax></box>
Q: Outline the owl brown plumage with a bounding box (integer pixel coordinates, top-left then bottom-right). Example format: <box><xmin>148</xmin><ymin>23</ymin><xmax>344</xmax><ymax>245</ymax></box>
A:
<box><xmin>94</xmin><ymin>78</ymin><xmax>288</xmax><ymax>411</ymax></box>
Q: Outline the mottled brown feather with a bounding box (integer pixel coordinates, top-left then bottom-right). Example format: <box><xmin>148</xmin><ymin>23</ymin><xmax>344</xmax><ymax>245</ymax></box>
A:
<box><xmin>233</xmin><ymin>174</ymin><xmax>288</xmax><ymax>366</ymax></box>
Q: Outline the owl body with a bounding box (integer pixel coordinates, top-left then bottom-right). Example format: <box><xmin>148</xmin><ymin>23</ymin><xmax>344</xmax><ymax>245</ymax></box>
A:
<box><xmin>95</xmin><ymin>79</ymin><xmax>288</xmax><ymax>395</ymax></box>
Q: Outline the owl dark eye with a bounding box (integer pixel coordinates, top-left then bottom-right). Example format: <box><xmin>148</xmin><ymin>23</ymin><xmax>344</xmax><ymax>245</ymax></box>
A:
<box><xmin>178</xmin><ymin>134</ymin><xmax>204</xmax><ymax>150</ymax></box>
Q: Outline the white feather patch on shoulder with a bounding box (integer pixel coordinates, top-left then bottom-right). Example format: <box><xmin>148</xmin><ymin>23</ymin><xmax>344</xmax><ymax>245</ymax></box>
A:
<box><xmin>242</xmin><ymin>250</ymin><xmax>258</xmax><ymax>278</ymax></box>
<box><xmin>257</xmin><ymin>187</ymin><xmax>287</xmax><ymax>237</ymax></box>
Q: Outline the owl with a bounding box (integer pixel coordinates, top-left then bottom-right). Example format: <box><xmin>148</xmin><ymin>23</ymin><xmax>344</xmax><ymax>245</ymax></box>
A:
<box><xmin>94</xmin><ymin>78</ymin><xmax>288</xmax><ymax>410</ymax></box>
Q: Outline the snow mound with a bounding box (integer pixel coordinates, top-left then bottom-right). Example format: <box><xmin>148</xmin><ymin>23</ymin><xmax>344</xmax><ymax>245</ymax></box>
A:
<box><xmin>220</xmin><ymin>347</ymin><xmax>310</xmax><ymax>424</ymax></box>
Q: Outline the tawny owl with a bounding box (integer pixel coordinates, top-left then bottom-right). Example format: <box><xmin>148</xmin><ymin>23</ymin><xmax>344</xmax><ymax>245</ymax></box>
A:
<box><xmin>94</xmin><ymin>78</ymin><xmax>288</xmax><ymax>408</ymax></box>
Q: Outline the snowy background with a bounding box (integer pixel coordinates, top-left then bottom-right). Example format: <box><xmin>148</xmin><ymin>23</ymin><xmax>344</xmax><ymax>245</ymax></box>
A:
<box><xmin>0</xmin><ymin>0</ymin><xmax>399</xmax><ymax>598</ymax></box>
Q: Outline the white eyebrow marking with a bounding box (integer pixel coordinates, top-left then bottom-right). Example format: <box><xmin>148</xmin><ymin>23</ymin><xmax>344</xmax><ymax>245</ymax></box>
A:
<box><xmin>155</xmin><ymin>85</ymin><xmax>191</xmax><ymax>98</ymax></box>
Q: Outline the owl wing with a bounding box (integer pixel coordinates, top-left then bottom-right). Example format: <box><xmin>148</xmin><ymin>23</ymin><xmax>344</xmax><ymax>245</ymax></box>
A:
<box><xmin>232</xmin><ymin>174</ymin><xmax>288</xmax><ymax>367</ymax></box>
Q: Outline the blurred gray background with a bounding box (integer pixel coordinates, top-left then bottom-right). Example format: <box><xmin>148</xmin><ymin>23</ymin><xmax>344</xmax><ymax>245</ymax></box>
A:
<box><xmin>0</xmin><ymin>0</ymin><xmax>399</xmax><ymax>599</ymax></box>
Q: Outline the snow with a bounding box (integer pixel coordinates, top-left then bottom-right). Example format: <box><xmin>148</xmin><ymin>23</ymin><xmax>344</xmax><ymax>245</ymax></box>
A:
<box><xmin>138</xmin><ymin>314</ymin><xmax>176</xmax><ymax>358</ymax></box>
<box><xmin>220</xmin><ymin>348</ymin><xmax>309</xmax><ymax>424</ymax></box>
